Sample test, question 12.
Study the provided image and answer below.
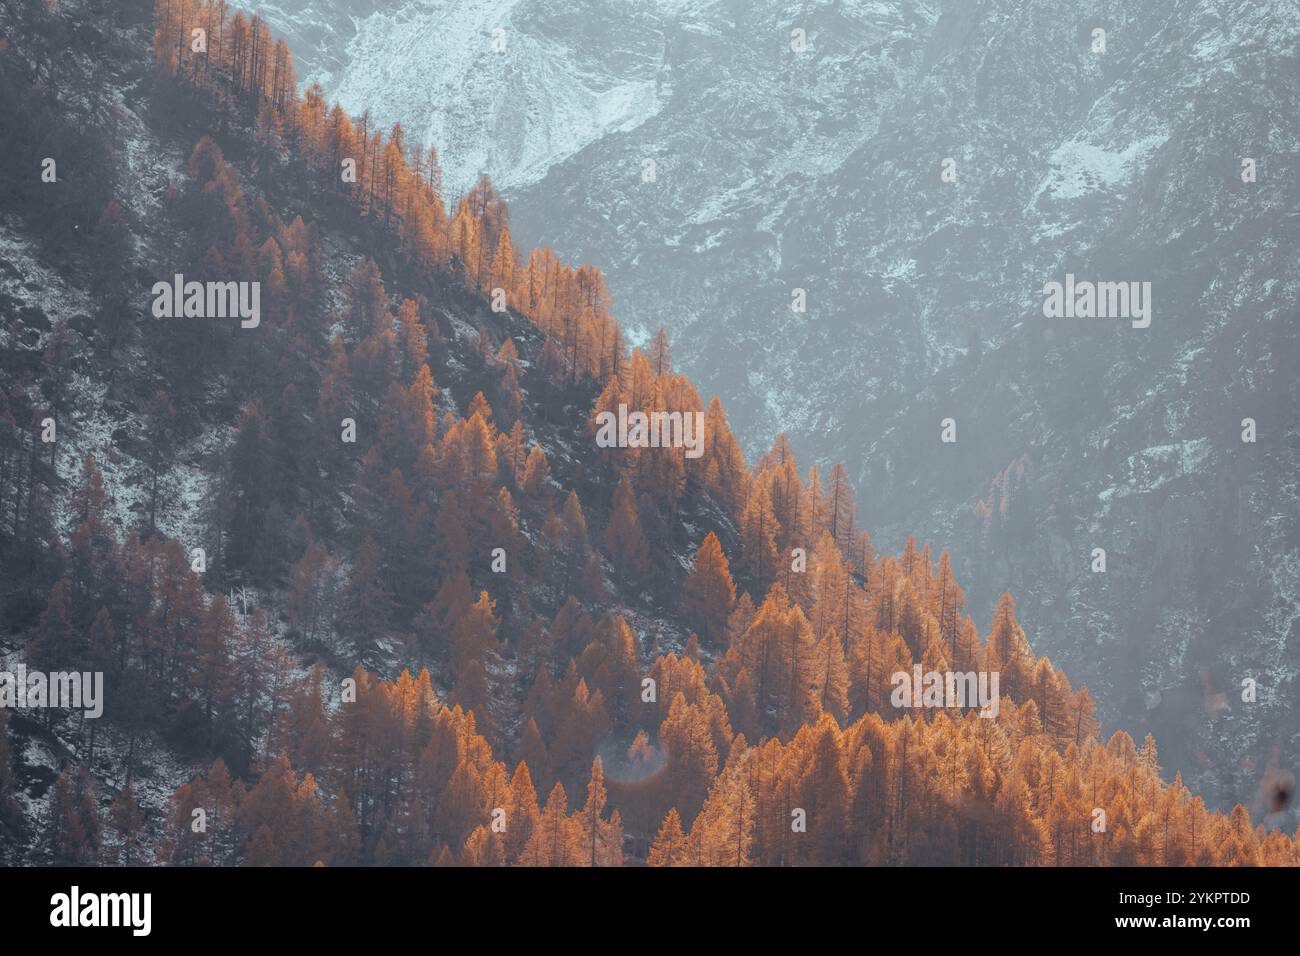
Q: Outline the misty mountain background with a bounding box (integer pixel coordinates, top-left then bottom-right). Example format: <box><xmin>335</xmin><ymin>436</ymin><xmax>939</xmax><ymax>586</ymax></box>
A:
<box><xmin>234</xmin><ymin>0</ymin><xmax>1300</xmax><ymax>813</ymax></box>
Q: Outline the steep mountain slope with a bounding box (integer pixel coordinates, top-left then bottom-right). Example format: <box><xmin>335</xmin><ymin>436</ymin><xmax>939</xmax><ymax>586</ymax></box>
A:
<box><xmin>237</xmin><ymin>0</ymin><xmax>1300</xmax><ymax>812</ymax></box>
<box><xmin>1</xmin><ymin>0</ymin><xmax>698</xmax><ymax>861</ymax></box>
<box><xmin>0</xmin><ymin>0</ymin><xmax>1295</xmax><ymax>867</ymax></box>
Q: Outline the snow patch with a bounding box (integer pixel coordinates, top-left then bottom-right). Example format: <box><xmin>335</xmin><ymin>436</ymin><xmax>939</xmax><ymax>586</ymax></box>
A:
<box><xmin>1036</xmin><ymin>133</ymin><xmax>1167</xmax><ymax>202</ymax></box>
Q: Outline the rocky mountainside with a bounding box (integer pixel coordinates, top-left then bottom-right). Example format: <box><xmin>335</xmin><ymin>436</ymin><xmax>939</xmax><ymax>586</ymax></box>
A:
<box><xmin>241</xmin><ymin>0</ymin><xmax>675</xmax><ymax>197</ymax></box>
<box><xmin>2</xmin><ymin>0</ymin><xmax>702</xmax><ymax>860</ymax></box>
<box><xmin>236</xmin><ymin>0</ymin><xmax>1300</xmax><ymax>813</ymax></box>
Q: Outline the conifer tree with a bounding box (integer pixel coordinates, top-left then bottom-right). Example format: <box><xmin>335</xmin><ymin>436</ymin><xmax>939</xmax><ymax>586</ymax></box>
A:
<box><xmin>451</xmin><ymin>590</ymin><xmax>501</xmax><ymax>681</ymax></box>
<box><xmin>648</xmin><ymin>326</ymin><xmax>672</xmax><ymax>375</ymax></box>
<box><xmin>339</xmin><ymin>534</ymin><xmax>392</xmax><ymax>658</ymax></box>
<box><xmin>341</xmin><ymin>257</ymin><xmax>388</xmax><ymax>340</ymax></box>
<box><xmin>825</xmin><ymin>463</ymin><xmax>856</xmax><ymax>551</ymax></box>
<box><xmin>504</xmin><ymin>762</ymin><xmax>540</xmax><ymax>864</ymax></box>
<box><xmin>739</xmin><ymin>478</ymin><xmax>779</xmax><ymax>587</ymax></box>
<box><xmin>578</xmin><ymin>757</ymin><xmax>622</xmax><ymax>866</ymax></box>
<box><xmin>396</xmin><ymin>299</ymin><xmax>429</xmax><ymax>380</ymax></box>
<box><xmin>812</xmin><ymin>628</ymin><xmax>851</xmax><ymax>724</ymax></box>
<box><xmin>490</xmin><ymin>226</ymin><xmax>516</xmax><ymax>303</ymax></box>
<box><xmin>658</xmin><ymin>693</ymin><xmax>719</xmax><ymax>825</ymax></box>
<box><xmin>49</xmin><ymin>767</ymin><xmax>100</xmax><ymax>865</ymax></box>
<box><xmin>682</xmin><ymin>531</ymin><xmax>737</xmax><ymax>647</ymax></box>
<box><xmin>689</xmin><ymin>744</ymin><xmax>755</xmax><ymax>866</ymax></box>
<box><xmin>520</xmin><ymin>782</ymin><xmax>581</xmax><ymax>866</ymax></box>
<box><xmin>648</xmin><ymin>808</ymin><xmax>688</xmax><ymax>867</ymax></box>
<box><xmin>520</xmin><ymin>444</ymin><xmax>552</xmax><ymax>504</ymax></box>
<box><xmin>109</xmin><ymin>785</ymin><xmax>146</xmax><ymax>868</ymax></box>
<box><xmin>287</xmin><ymin>529</ymin><xmax>339</xmax><ymax>640</ymax></box>
<box><xmin>604</xmin><ymin>475</ymin><xmax>651</xmax><ymax>583</ymax></box>
<box><xmin>934</xmin><ymin>549</ymin><xmax>965</xmax><ymax>654</ymax></box>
